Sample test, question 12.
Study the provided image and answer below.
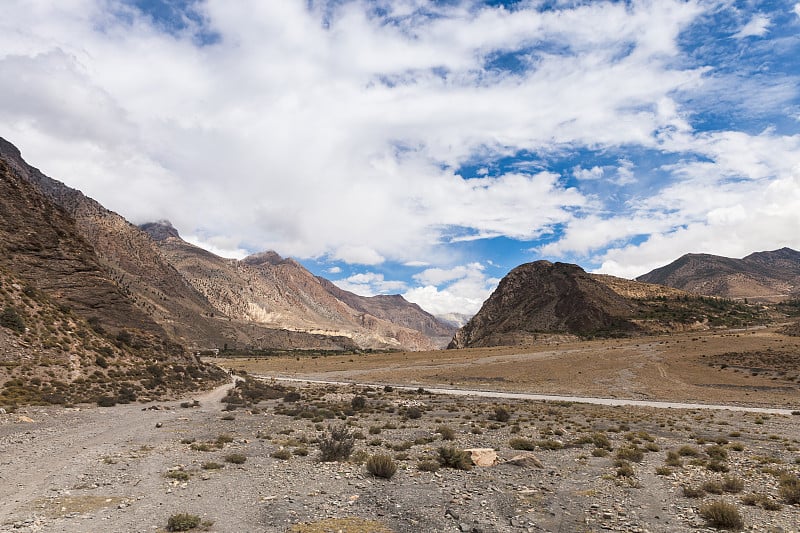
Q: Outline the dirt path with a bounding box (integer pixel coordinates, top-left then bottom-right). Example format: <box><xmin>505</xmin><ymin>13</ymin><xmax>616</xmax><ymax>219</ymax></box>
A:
<box><xmin>261</xmin><ymin>376</ymin><xmax>796</xmax><ymax>415</ymax></box>
<box><xmin>0</xmin><ymin>380</ymin><xmax>237</xmax><ymax>531</ymax></box>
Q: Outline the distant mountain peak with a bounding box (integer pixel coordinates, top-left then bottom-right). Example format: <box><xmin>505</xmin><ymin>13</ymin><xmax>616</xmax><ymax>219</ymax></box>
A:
<box><xmin>139</xmin><ymin>220</ymin><xmax>180</xmax><ymax>241</ymax></box>
<box><xmin>241</xmin><ymin>250</ymin><xmax>285</xmax><ymax>266</ymax></box>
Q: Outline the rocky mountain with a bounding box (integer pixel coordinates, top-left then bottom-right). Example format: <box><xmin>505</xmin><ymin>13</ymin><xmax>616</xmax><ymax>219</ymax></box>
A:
<box><xmin>449</xmin><ymin>260</ymin><xmax>766</xmax><ymax>348</ymax></box>
<box><xmin>0</xmin><ymin>138</ymin><xmax>448</xmax><ymax>352</ymax></box>
<box><xmin>142</xmin><ymin>221</ymin><xmax>453</xmax><ymax>350</ymax></box>
<box><xmin>0</xmin><ymin>154</ymin><xmax>225</xmax><ymax>405</ymax></box>
<box><xmin>637</xmin><ymin>248</ymin><xmax>800</xmax><ymax>302</ymax></box>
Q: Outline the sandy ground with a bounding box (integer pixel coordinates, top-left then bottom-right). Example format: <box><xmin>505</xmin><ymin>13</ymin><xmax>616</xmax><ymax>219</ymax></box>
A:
<box><xmin>217</xmin><ymin>328</ymin><xmax>800</xmax><ymax>409</ymax></box>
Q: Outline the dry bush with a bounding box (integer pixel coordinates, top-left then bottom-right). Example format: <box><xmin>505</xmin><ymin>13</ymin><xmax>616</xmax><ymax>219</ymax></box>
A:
<box><xmin>167</xmin><ymin>513</ymin><xmax>201</xmax><ymax>531</ymax></box>
<box><xmin>438</xmin><ymin>446</ymin><xmax>472</xmax><ymax>470</ymax></box>
<box><xmin>319</xmin><ymin>424</ymin><xmax>355</xmax><ymax>462</ymax></box>
<box><xmin>699</xmin><ymin>501</ymin><xmax>743</xmax><ymax>530</ymax></box>
<box><xmin>366</xmin><ymin>454</ymin><xmax>397</xmax><ymax>479</ymax></box>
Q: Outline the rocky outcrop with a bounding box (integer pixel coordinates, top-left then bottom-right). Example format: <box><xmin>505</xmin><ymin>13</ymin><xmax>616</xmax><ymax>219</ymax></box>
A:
<box><xmin>449</xmin><ymin>261</ymin><xmax>639</xmax><ymax>348</ymax></box>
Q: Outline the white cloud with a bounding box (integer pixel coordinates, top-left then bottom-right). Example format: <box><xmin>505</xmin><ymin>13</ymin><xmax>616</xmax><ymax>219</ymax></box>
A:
<box><xmin>795</xmin><ymin>3</ymin><xmax>800</xmax><ymax>18</ymax></box>
<box><xmin>333</xmin><ymin>272</ymin><xmax>407</xmax><ymax>296</ymax></box>
<box><xmin>733</xmin><ymin>14</ymin><xmax>771</xmax><ymax>39</ymax></box>
<box><xmin>573</xmin><ymin>165</ymin><xmax>604</xmax><ymax>181</ymax></box>
<box><xmin>327</xmin><ymin>266</ymin><xmax>342</xmax><ymax>274</ymax></box>
<box><xmin>404</xmin><ymin>263</ymin><xmax>499</xmax><ymax>316</ymax></box>
<box><xmin>0</xmin><ymin>0</ymin><xmax>709</xmax><ymax>266</ymax></box>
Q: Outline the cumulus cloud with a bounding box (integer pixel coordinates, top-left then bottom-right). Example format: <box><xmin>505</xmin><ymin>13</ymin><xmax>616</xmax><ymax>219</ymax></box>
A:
<box><xmin>404</xmin><ymin>263</ymin><xmax>499</xmax><ymax>316</ymax></box>
<box><xmin>333</xmin><ymin>272</ymin><xmax>408</xmax><ymax>296</ymax></box>
<box><xmin>1</xmin><ymin>0</ymin><xmax>798</xmax><ymax>315</ymax></box>
<box><xmin>733</xmin><ymin>14</ymin><xmax>771</xmax><ymax>38</ymax></box>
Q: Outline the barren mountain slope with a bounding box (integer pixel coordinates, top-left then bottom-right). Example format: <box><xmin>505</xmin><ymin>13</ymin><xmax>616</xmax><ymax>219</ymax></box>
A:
<box><xmin>449</xmin><ymin>261</ymin><xmax>770</xmax><ymax>349</ymax></box>
<box><xmin>637</xmin><ymin>249</ymin><xmax>800</xmax><ymax>301</ymax></box>
<box><xmin>0</xmin><ymin>159</ymin><xmax>225</xmax><ymax>404</ymax></box>
<box><xmin>0</xmin><ymin>138</ymin><xmax>234</xmax><ymax>348</ymax></box>
<box><xmin>449</xmin><ymin>261</ymin><xmax>640</xmax><ymax>348</ymax></box>
<box><xmin>144</xmin><ymin>223</ymin><xmax>443</xmax><ymax>350</ymax></box>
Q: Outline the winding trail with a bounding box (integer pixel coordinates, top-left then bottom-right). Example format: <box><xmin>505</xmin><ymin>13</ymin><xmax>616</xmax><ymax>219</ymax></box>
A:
<box><xmin>257</xmin><ymin>375</ymin><xmax>796</xmax><ymax>415</ymax></box>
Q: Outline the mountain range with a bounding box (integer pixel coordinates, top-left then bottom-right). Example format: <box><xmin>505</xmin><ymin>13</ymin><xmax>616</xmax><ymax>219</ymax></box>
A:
<box><xmin>637</xmin><ymin>249</ymin><xmax>800</xmax><ymax>302</ymax></box>
<box><xmin>2</xmin><ymin>134</ymin><xmax>798</xmax><ymax>371</ymax></box>
<box><xmin>0</xmin><ymin>137</ymin><xmax>454</xmax><ymax>357</ymax></box>
<box><xmin>450</xmin><ymin>259</ymin><xmax>788</xmax><ymax>349</ymax></box>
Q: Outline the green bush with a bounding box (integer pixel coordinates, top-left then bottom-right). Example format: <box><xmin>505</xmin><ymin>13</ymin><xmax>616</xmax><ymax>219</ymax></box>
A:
<box><xmin>167</xmin><ymin>513</ymin><xmax>201</xmax><ymax>531</ymax></box>
<box><xmin>699</xmin><ymin>501</ymin><xmax>743</xmax><ymax>530</ymax></box>
<box><xmin>366</xmin><ymin>454</ymin><xmax>397</xmax><ymax>479</ymax></box>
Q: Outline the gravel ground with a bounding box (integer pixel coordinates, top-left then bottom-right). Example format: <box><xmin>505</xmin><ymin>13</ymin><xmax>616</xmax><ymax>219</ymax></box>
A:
<box><xmin>1</xmin><ymin>379</ymin><xmax>798</xmax><ymax>533</ymax></box>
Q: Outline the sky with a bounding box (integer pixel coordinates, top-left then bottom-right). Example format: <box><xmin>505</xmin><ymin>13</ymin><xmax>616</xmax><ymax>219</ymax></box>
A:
<box><xmin>1</xmin><ymin>0</ymin><xmax>799</xmax><ymax>318</ymax></box>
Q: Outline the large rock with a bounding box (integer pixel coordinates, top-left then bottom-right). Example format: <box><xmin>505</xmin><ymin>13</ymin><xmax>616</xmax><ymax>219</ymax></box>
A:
<box><xmin>463</xmin><ymin>448</ymin><xmax>498</xmax><ymax>467</ymax></box>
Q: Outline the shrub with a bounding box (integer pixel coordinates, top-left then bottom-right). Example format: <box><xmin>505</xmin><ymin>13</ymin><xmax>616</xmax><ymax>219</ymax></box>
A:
<box><xmin>778</xmin><ymin>473</ymin><xmax>800</xmax><ymax>504</ymax></box>
<box><xmin>283</xmin><ymin>391</ymin><xmax>301</xmax><ymax>402</ymax></box>
<box><xmin>493</xmin><ymin>406</ymin><xmax>511</xmax><ymax>422</ymax></box>
<box><xmin>616</xmin><ymin>461</ymin><xmax>634</xmax><ymax>477</ymax></box>
<box><xmin>702</xmin><ymin>481</ymin><xmax>724</xmax><ymax>494</ymax></box>
<box><xmin>436</xmin><ymin>425</ymin><xmax>456</xmax><ymax>441</ymax></box>
<box><xmin>406</xmin><ymin>406</ymin><xmax>422</xmax><ymax>419</ymax></box>
<box><xmin>366</xmin><ymin>454</ymin><xmax>397</xmax><ymax>479</ymax></box>
<box><xmin>417</xmin><ymin>460</ymin><xmax>440</xmax><ymax>472</ymax></box>
<box><xmin>665</xmin><ymin>450</ymin><xmax>683</xmax><ymax>467</ymax></box>
<box><xmin>509</xmin><ymin>437</ymin><xmax>536</xmax><ymax>451</ymax></box>
<box><xmin>224</xmin><ymin>453</ymin><xmax>246</xmax><ymax>464</ymax></box>
<box><xmin>591</xmin><ymin>432</ymin><xmax>612</xmax><ymax>450</ymax></box>
<box><xmin>319</xmin><ymin>424</ymin><xmax>355</xmax><ymax>462</ymax></box>
<box><xmin>351</xmin><ymin>395</ymin><xmax>367</xmax><ymax>410</ymax></box>
<box><xmin>167</xmin><ymin>513</ymin><xmax>201</xmax><ymax>531</ymax></box>
<box><xmin>655</xmin><ymin>466</ymin><xmax>672</xmax><ymax>476</ymax></box>
<box><xmin>616</xmin><ymin>446</ymin><xmax>644</xmax><ymax>463</ymax></box>
<box><xmin>707</xmin><ymin>460</ymin><xmax>730</xmax><ymax>473</ymax></box>
<box><xmin>699</xmin><ymin>501</ymin><xmax>744</xmax><ymax>530</ymax></box>
<box><xmin>682</xmin><ymin>485</ymin><xmax>705</xmax><ymax>498</ymax></box>
<box><xmin>0</xmin><ymin>306</ymin><xmax>25</xmax><ymax>333</ymax></box>
<box><xmin>678</xmin><ymin>445</ymin><xmax>700</xmax><ymax>456</ymax></box>
<box><xmin>722</xmin><ymin>476</ymin><xmax>744</xmax><ymax>493</ymax></box>
<box><xmin>165</xmin><ymin>470</ymin><xmax>190</xmax><ymax>481</ymax></box>
<box><xmin>96</xmin><ymin>395</ymin><xmax>117</xmax><ymax>407</ymax></box>
<box><xmin>271</xmin><ymin>449</ymin><xmax>292</xmax><ymax>460</ymax></box>
<box><xmin>438</xmin><ymin>446</ymin><xmax>473</xmax><ymax>470</ymax></box>
<box><xmin>201</xmin><ymin>462</ymin><xmax>222</xmax><ymax>470</ymax></box>
<box><xmin>535</xmin><ymin>439</ymin><xmax>564</xmax><ymax>451</ymax></box>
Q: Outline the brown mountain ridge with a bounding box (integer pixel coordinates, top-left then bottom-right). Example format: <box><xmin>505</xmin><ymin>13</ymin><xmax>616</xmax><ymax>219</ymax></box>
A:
<box><xmin>449</xmin><ymin>260</ymin><xmax>768</xmax><ymax>348</ymax></box>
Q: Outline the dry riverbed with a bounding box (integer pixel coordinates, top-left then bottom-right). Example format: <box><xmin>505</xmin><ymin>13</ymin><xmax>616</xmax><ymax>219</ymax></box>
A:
<box><xmin>1</xmin><ymin>375</ymin><xmax>799</xmax><ymax>533</ymax></box>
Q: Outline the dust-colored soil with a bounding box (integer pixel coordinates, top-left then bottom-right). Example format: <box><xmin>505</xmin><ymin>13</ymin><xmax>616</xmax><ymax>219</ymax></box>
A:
<box><xmin>218</xmin><ymin>328</ymin><xmax>800</xmax><ymax>409</ymax></box>
<box><xmin>2</xmin><ymin>378</ymin><xmax>799</xmax><ymax>533</ymax></box>
<box><xmin>2</xmin><ymin>330</ymin><xmax>799</xmax><ymax>533</ymax></box>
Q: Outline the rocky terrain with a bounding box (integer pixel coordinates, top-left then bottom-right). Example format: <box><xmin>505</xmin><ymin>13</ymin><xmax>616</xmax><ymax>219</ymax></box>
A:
<box><xmin>0</xmin><ymin>137</ymin><xmax>454</xmax><ymax>352</ymax></box>
<box><xmin>144</xmin><ymin>221</ymin><xmax>454</xmax><ymax>351</ymax></box>
<box><xmin>449</xmin><ymin>261</ymin><xmax>769</xmax><ymax>349</ymax></box>
<box><xmin>637</xmin><ymin>249</ymin><xmax>800</xmax><ymax>302</ymax></box>
<box><xmin>0</xmin><ymin>154</ymin><xmax>226</xmax><ymax>405</ymax></box>
<box><xmin>1</xmin><ymin>376</ymin><xmax>798</xmax><ymax>533</ymax></box>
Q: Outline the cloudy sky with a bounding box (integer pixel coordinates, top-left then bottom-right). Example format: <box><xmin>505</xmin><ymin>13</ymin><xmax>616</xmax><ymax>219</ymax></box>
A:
<box><xmin>2</xmin><ymin>0</ymin><xmax>799</xmax><ymax>317</ymax></box>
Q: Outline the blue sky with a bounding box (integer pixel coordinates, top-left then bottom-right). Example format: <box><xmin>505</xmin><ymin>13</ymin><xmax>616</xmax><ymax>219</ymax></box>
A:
<box><xmin>1</xmin><ymin>0</ymin><xmax>799</xmax><ymax>317</ymax></box>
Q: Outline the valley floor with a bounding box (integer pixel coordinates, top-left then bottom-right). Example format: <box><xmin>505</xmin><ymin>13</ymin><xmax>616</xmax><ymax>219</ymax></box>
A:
<box><xmin>218</xmin><ymin>328</ymin><xmax>800</xmax><ymax>409</ymax></box>
<box><xmin>1</xmin><ymin>366</ymin><xmax>799</xmax><ymax>532</ymax></box>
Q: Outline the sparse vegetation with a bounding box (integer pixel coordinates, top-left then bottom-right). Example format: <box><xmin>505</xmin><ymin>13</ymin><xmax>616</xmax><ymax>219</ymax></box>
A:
<box><xmin>318</xmin><ymin>424</ymin><xmax>355</xmax><ymax>462</ymax></box>
<box><xmin>699</xmin><ymin>500</ymin><xmax>744</xmax><ymax>530</ymax></box>
<box><xmin>366</xmin><ymin>454</ymin><xmax>397</xmax><ymax>479</ymax></box>
<box><xmin>167</xmin><ymin>513</ymin><xmax>202</xmax><ymax>531</ymax></box>
<box><xmin>438</xmin><ymin>446</ymin><xmax>472</xmax><ymax>470</ymax></box>
<box><xmin>224</xmin><ymin>453</ymin><xmax>246</xmax><ymax>464</ymax></box>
